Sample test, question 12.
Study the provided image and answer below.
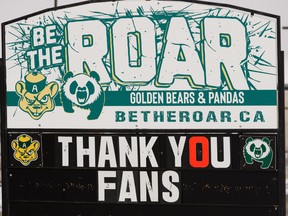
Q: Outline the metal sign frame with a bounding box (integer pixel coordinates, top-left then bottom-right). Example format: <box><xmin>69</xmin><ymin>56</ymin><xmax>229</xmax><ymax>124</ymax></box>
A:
<box><xmin>1</xmin><ymin>0</ymin><xmax>285</xmax><ymax>215</ymax></box>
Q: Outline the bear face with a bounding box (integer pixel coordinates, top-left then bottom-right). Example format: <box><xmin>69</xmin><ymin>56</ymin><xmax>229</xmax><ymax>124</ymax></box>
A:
<box><xmin>11</xmin><ymin>134</ymin><xmax>40</xmax><ymax>166</ymax></box>
<box><xmin>243</xmin><ymin>137</ymin><xmax>273</xmax><ymax>169</ymax></box>
<box><xmin>62</xmin><ymin>72</ymin><xmax>102</xmax><ymax>107</ymax></box>
<box><xmin>15</xmin><ymin>72</ymin><xmax>59</xmax><ymax>120</ymax></box>
<box><xmin>244</xmin><ymin>137</ymin><xmax>270</xmax><ymax>160</ymax></box>
<box><xmin>60</xmin><ymin>71</ymin><xmax>105</xmax><ymax>120</ymax></box>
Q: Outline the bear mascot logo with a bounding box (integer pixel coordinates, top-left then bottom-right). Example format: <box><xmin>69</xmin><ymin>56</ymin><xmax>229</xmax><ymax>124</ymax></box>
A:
<box><xmin>11</xmin><ymin>134</ymin><xmax>40</xmax><ymax>166</ymax></box>
<box><xmin>243</xmin><ymin>137</ymin><xmax>273</xmax><ymax>169</ymax></box>
<box><xmin>60</xmin><ymin>71</ymin><xmax>105</xmax><ymax>120</ymax></box>
<box><xmin>15</xmin><ymin>72</ymin><xmax>59</xmax><ymax>120</ymax></box>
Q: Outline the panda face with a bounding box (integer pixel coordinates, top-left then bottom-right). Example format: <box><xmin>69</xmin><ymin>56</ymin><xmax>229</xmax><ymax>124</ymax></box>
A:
<box><xmin>70</xmin><ymin>80</ymin><xmax>95</xmax><ymax>105</ymax></box>
<box><xmin>245</xmin><ymin>138</ymin><xmax>271</xmax><ymax>160</ymax></box>
<box><xmin>63</xmin><ymin>73</ymin><xmax>102</xmax><ymax>106</ymax></box>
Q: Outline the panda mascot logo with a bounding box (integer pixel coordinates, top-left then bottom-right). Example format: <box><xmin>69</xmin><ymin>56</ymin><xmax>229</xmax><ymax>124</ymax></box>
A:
<box><xmin>60</xmin><ymin>70</ymin><xmax>105</xmax><ymax>120</ymax></box>
<box><xmin>243</xmin><ymin>137</ymin><xmax>273</xmax><ymax>169</ymax></box>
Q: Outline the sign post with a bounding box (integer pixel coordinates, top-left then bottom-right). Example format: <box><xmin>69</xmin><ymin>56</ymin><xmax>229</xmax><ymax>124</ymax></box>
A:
<box><xmin>1</xmin><ymin>1</ymin><xmax>285</xmax><ymax>215</ymax></box>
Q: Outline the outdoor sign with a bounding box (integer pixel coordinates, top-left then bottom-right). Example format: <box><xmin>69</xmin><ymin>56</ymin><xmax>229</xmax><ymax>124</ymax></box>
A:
<box><xmin>3</xmin><ymin>0</ymin><xmax>278</xmax><ymax>129</ymax></box>
<box><xmin>1</xmin><ymin>0</ymin><xmax>285</xmax><ymax>215</ymax></box>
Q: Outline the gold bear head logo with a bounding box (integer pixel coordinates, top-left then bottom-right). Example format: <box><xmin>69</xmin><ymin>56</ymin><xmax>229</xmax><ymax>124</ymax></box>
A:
<box><xmin>15</xmin><ymin>72</ymin><xmax>59</xmax><ymax>120</ymax></box>
<box><xmin>11</xmin><ymin>134</ymin><xmax>40</xmax><ymax>166</ymax></box>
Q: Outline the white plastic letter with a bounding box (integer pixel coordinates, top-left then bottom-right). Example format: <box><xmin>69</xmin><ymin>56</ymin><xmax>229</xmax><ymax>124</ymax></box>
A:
<box><xmin>210</xmin><ymin>136</ymin><xmax>231</xmax><ymax>168</ymax></box>
<box><xmin>58</xmin><ymin>136</ymin><xmax>72</xmax><ymax>166</ymax></box>
<box><xmin>98</xmin><ymin>171</ymin><xmax>116</xmax><ymax>201</ymax></box>
<box><xmin>168</xmin><ymin>136</ymin><xmax>186</xmax><ymax>167</ymax></box>
<box><xmin>119</xmin><ymin>136</ymin><xmax>138</xmax><ymax>167</ymax></box>
<box><xmin>76</xmin><ymin>136</ymin><xmax>96</xmax><ymax>167</ymax></box>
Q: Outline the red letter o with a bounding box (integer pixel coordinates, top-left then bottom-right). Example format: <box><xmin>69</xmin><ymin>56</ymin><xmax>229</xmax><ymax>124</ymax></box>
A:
<box><xmin>189</xmin><ymin>136</ymin><xmax>209</xmax><ymax>168</ymax></box>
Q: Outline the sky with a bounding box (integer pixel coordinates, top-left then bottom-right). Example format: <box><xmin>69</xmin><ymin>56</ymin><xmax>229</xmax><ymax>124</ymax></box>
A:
<box><xmin>1</xmin><ymin>0</ymin><xmax>287</xmax><ymax>82</ymax></box>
